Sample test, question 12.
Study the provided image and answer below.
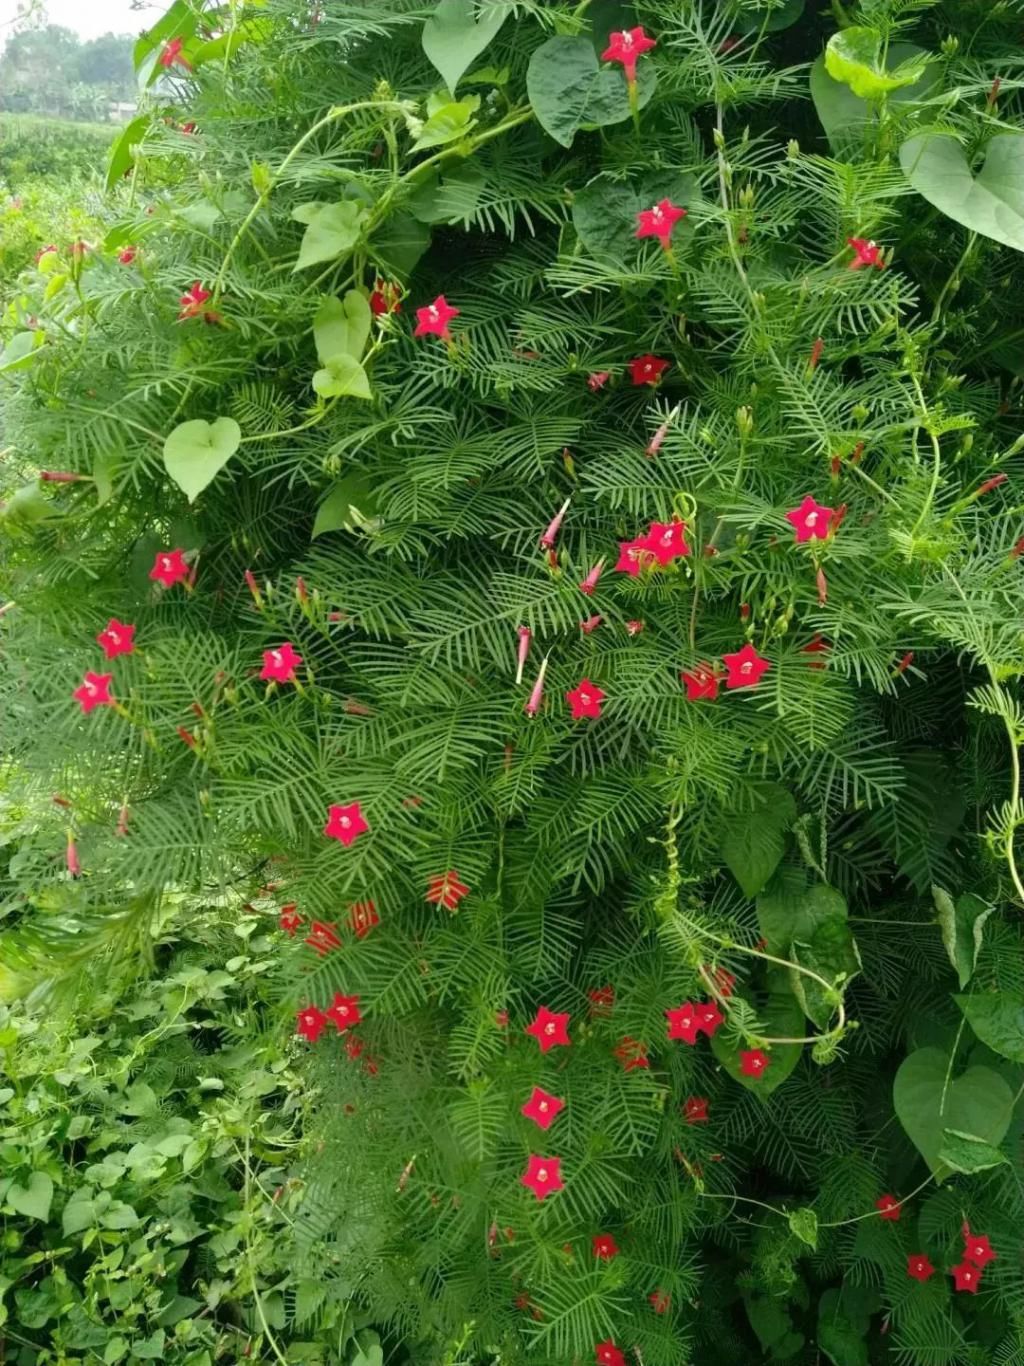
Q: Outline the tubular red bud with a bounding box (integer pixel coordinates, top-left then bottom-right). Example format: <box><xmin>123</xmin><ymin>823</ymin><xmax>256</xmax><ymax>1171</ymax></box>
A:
<box><xmin>976</xmin><ymin>472</ymin><xmax>1008</xmax><ymax>497</ymax></box>
<box><xmin>66</xmin><ymin>836</ymin><xmax>81</xmax><ymax>877</ymax></box>
<box><xmin>524</xmin><ymin>656</ymin><xmax>549</xmax><ymax>716</ymax></box>
<box><xmin>895</xmin><ymin>651</ymin><xmax>914</xmax><ymax>676</ymax></box>
<box><xmin>40</xmin><ymin>470</ymin><xmax>85</xmax><ymax>483</ymax></box>
<box><xmin>539</xmin><ymin>498</ymin><xmax>571</xmax><ymax>550</ymax></box>
<box><xmin>578</xmin><ymin>560</ymin><xmax>604</xmax><ymax>596</ymax></box>
<box><xmin>808</xmin><ymin>337</ymin><xmax>824</xmax><ymax>372</ymax></box>
<box><xmin>516</xmin><ymin>626</ymin><xmax>532</xmax><ymax>684</ymax></box>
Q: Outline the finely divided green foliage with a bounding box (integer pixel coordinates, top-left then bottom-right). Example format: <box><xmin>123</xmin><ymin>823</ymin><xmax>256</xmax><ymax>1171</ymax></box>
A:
<box><xmin>2</xmin><ymin>0</ymin><xmax>1024</xmax><ymax>1361</ymax></box>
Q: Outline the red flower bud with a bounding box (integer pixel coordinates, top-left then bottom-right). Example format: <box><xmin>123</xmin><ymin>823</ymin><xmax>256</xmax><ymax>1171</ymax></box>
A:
<box><xmin>808</xmin><ymin>337</ymin><xmax>824</xmax><ymax>372</ymax></box>
<box><xmin>976</xmin><ymin>472</ymin><xmax>1008</xmax><ymax>497</ymax></box>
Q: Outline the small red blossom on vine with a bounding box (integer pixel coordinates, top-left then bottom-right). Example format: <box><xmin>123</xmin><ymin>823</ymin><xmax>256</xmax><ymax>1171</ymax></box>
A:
<box><xmin>414</xmin><ymin>295</ymin><xmax>458</xmax><ymax>340</ymax></box>
<box><xmin>305</xmin><ymin>921</ymin><xmax>341</xmax><ymax>956</ymax></box>
<box><xmin>740</xmin><ymin>1048</ymin><xmax>771</xmax><ymax>1078</ymax></box>
<box><xmin>178</xmin><ymin>282</ymin><xmax>212</xmax><ymax>320</ymax></box>
<box><xmin>629</xmin><ymin>354</ymin><xmax>669</xmax><ymax>386</ymax></box>
<box><xmin>951</xmin><ymin>1260</ymin><xmax>982</xmax><ymax>1294</ymax></box>
<box><xmin>786</xmin><ymin>495</ymin><xmax>834</xmax><ymax>543</ymax></box>
<box><xmin>97</xmin><ymin>619</ymin><xmax>136</xmax><ymax>659</ymax></box>
<box><xmin>159</xmin><ymin>36</ymin><xmax>192</xmax><ymax>69</ymax></box>
<box><xmin>847</xmin><ymin>237</ymin><xmax>884</xmax><ymax>270</ymax></box>
<box><xmin>643</xmin><ymin>519</ymin><xmax>690</xmax><ymax>564</ymax></box>
<box><xmin>520</xmin><ymin>1155</ymin><xmax>563</xmax><ymax>1200</ymax></box>
<box><xmin>595</xmin><ymin>1341</ymin><xmax>627</xmax><ymax>1366</ymax></box>
<box><xmin>579</xmin><ymin>560</ymin><xmax>604</xmax><ymax>596</ymax></box>
<box><xmin>650</xmin><ymin>1289</ymin><xmax>671</xmax><ymax>1314</ymax></box>
<box><xmin>907</xmin><ymin>1254</ymin><xmax>935</xmax><ymax>1282</ymax></box>
<box><xmin>682</xmin><ymin>663</ymin><xmax>720</xmax><ymax>702</ymax></box>
<box><xmin>588</xmin><ymin>984</ymin><xmax>615</xmax><ymax>1017</ymax></box>
<box><xmin>260</xmin><ymin>642</ymin><xmax>303</xmax><ymax>683</ymax></box>
<box><xmin>324</xmin><ymin>801</ymin><xmax>369</xmax><ymax>846</ymax></box>
<box><xmin>118</xmin><ymin>246</ymin><xmax>137</xmax><ymax>265</ymax></box>
<box><xmin>73</xmin><ymin>672</ymin><xmax>114</xmax><ymax>714</ymax></box>
<box><xmin>279</xmin><ymin>904</ymin><xmax>303</xmax><ymax>935</ymax></box>
<box><xmin>962</xmin><ymin>1230</ymin><xmax>996</xmax><ymax>1268</ymax></box>
<box><xmin>525</xmin><ymin>1005</ymin><xmax>571</xmax><ymax>1052</ymax></box>
<box><xmin>875</xmin><ymin>1194</ymin><xmax>901</xmax><ymax>1221</ymax></box>
<box><xmin>587</xmin><ymin>370</ymin><xmax>610</xmax><ymax>391</ymax></box>
<box><xmin>683</xmin><ymin>1096</ymin><xmax>709</xmax><ymax>1124</ymax></box>
<box><xmin>296</xmin><ymin>1005</ymin><xmax>327</xmax><ymax>1042</ymax></box>
<box><xmin>521</xmin><ymin>1086</ymin><xmax>565</xmax><ymax>1130</ymax></box>
<box><xmin>635</xmin><ymin>198</ymin><xmax>687</xmax><ymax>251</ymax></box>
<box><xmin>592</xmin><ymin>1233</ymin><xmax>619</xmax><ymax>1260</ymax></box>
<box><xmin>540</xmin><ymin>497</ymin><xmax>570</xmax><ymax>550</ymax></box>
<box><xmin>370</xmin><ymin>279</ymin><xmax>401</xmax><ymax>315</ymax></box>
<box><xmin>425</xmin><ymin>870</ymin><xmax>469</xmax><ymax>911</ymax></box>
<box><xmin>722</xmin><ymin>643</ymin><xmax>771</xmax><ymax>689</ymax></box>
<box><xmin>666</xmin><ymin>1002</ymin><xmax>700</xmax><ymax>1044</ymax></box>
<box><xmin>695</xmin><ymin>1001</ymin><xmax>724</xmax><ymax>1037</ymax></box>
<box><xmin>150</xmin><ymin>548</ymin><xmax>190</xmax><ymax>588</ymax></box>
<box><xmin>614</xmin><ymin>536</ymin><xmax>650</xmax><ymax>576</ymax></box>
<box><xmin>601</xmin><ymin>26</ymin><xmax>656</xmax><ymax>83</ymax></box>
<box><xmin>326</xmin><ymin>993</ymin><xmax>362</xmax><ymax>1032</ymax></box>
<box><xmin>348</xmin><ymin>900</ymin><xmax>379</xmax><ymax>938</ymax></box>
<box><xmin>566</xmin><ymin>678</ymin><xmax>605</xmax><ymax>720</ymax></box>
<box><xmin>613</xmin><ymin>1036</ymin><xmax>649</xmax><ymax>1070</ymax></box>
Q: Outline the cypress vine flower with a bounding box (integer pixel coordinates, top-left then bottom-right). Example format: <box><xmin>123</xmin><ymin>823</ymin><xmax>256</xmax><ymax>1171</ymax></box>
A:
<box><xmin>962</xmin><ymin>1231</ymin><xmax>996</xmax><ymax>1268</ymax></box>
<box><xmin>578</xmin><ymin>560</ymin><xmax>604</xmax><ymax>595</ymax></box>
<box><xmin>587</xmin><ymin>371</ymin><xmax>611</xmax><ymax>391</ymax></box>
<box><xmin>326</xmin><ymin>993</ymin><xmax>362</xmax><ymax>1031</ymax></box>
<box><xmin>149</xmin><ymin>549</ymin><xmax>190</xmax><ymax>587</ymax></box>
<box><xmin>324</xmin><ymin>802</ymin><xmax>369</xmax><ymax>845</ymax></box>
<box><xmin>875</xmin><ymin>1194</ymin><xmax>900</xmax><ymax>1221</ymax></box>
<box><xmin>178</xmin><ymin>282</ymin><xmax>211</xmax><ymax>319</ymax></box>
<box><xmin>650</xmin><ymin>1289</ymin><xmax>671</xmax><ymax>1314</ymax></box>
<box><xmin>414</xmin><ymin>295</ymin><xmax>459</xmax><ymax>340</ymax></box>
<box><xmin>159</xmin><ymin>37</ymin><xmax>192</xmax><ymax>69</ymax></box>
<box><xmin>96</xmin><ymin>619</ymin><xmax>136</xmax><ymax>659</ymax></box>
<box><xmin>595</xmin><ymin>1341</ymin><xmax>627</xmax><ymax>1366</ymax></box>
<box><xmin>786</xmin><ymin>495</ymin><xmax>834</xmax><ymax>543</ymax></box>
<box><xmin>629</xmin><ymin>354</ymin><xmax>670</xmax><ymax>385</ymax></box>
<box><xmin>695</xmin><ymin>1001</ymin><xmax>724</xmax><ymax>1037</ymax></box>
<box><xmin>683</xmin><ymin>1096</ymin><xmax>709</xmax><ymax>1124</ymax></box>
<box><xmin>370</xmin><ymin>279</ymin><xmax>401</xmax><ymax>315</ymax></box>
<box><xmin>642</xmin><ymin>519</ymin><xmax>690</xmax><ymax>563</ymax></box>
<box><xmin>666</xmin><ymin>1002</ymin><xmax>700</xmax><ymax>1043</ymax></box>
<box><xmin>279</xmin><ymin>904</ymin><xmax>303</xmax><ymax>935</ymax></box>
<box><xmin>847</xmin><ymin>237</ymin><xmax>884</xmax><ymax>270</ymax></box>
<box><xmin>592</xmin><ymin>1233</ymin><xmax>619</xmax><ymax>1260</ymax></box>
<box><xmin>260</xmin><ymin>642</ymin><xmax>303</xmax><ymax>682</ymax></box>
<box><xmin>520</xmin><ymin>1154</ymin><xmax>563</xmax><ymax>1200</ymax></box>
<box><xmin>525</xmin><ymin>1005</ymin><xmax>570</xmax><ymax>1051</ymax></box>
<box><xmin>73</xmin><ymin>672</ymin><xmax>114</xmax><ymax>713</ymax></box>
<box><xmin>520</xmin><ymin>1086</ymin><xmax>565</xmax><ymax>1130</ymax></box>
<box><xmin>348</xmin><ymin>900</ymin><xmax>379</xmax><ymax>938</ymax></box>
<box><xmin>565</xmin><ymin>679</ymin><xmax>605</xmax><ymax>720</ymax></box>
<box><xmin>635</xmin><ymin>198</ymin><xmax>687</xmax><ymax>250</ymax></box>
<box><xmin>600</xmin><ymin>26</ymin><xmax>656</xmax><ymax>82</ymax></box>
<box><xmin>907</xmin><ymin>1255</ymin><xmax>935</xmax><ymax>1282</ymax></box>
<box><xmin>425</xmin><ymin>871</ymin><xmax>470</xmax><ymax>910</ymax></box>
<box><xmin>722</xmin><ymin>644</ymin><xmax>771</xmax><ymax>689</ymax></box>
<box><xmin>296</xmin><ymin>1005</ymin><xmax>328</xmax><ymax>1042</ymax></box>
<box><xmin>739</xmin><ymin>1049</ymin><xmax>771</xmax><ymax>1077</ymax></box>
<box><xmin>951</xmin><ymin>1261</ymin><xmax>982</xmax><ymax>1293</ymax></box>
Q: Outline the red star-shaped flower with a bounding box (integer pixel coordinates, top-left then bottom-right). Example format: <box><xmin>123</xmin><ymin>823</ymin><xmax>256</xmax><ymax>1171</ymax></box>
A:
<box><xmin>963</xmin><ymin>1232</ymin><xmax>996</xmax><ymax>1268</ymax></box>
<box><xmin>426</xmin><ymin>870</ymin><xmax>470</xmax><ymax>911</ymax></box>
<box><xmin>847</xmin><ymin>237</ymin><xmax>884</xmax><ymax>270</ymax></box>
<box><xmin>525</xmin><ymin>1005</ymin><xmax>571</xmax><ymax>1052</ymax></box>
<box><xmin>414</xmin><ymin>294</ymin><xmax>459</xmax><ymax>340</ymax></box>
<box><xmin>592</xmin><ymin>1233</ymin><xmax>619</xmax><ymax>1260</ymax></box>
<box><xmin>740</xmin><ymin>1048</ymin><xmax>771</xmax><ymax>1078</ymax></box>
<box><xmin>178</xmin><ymin>282</ymin><xmax>211</xmax><ymax>319</ymax></box>
<box><xmin>614</xmin><ymin>536</ymin><xmax>652</xmax><ymax>576</ymax></box>
<box><xmin>296</xmin><ymin>1005</ymin><xmax>327</xmax><ymax>1042</ymax></box>
<box><xmin>520</xmin><ymin>1154</ymin><xmax>563</xmax><ymax>1200</ymax></box>
<box><xmin>695</xmin><ymin>1001</ymin><xmax>724</xmax><ymax>1037</ymax></box>
<box><xmin>521</xmin><ymin>1086</ymin><xmax>565</xmax><ymax>1131</ymax></box>
<box><xmin>304</xmin><ymin>921</ymin><xmax>341</xmax><ymax>956</ymax></box>
<box><xmin>649</xmin><ymin>1289</ymin><xmax>671</xmax><ymax>1315</ymax></box>
<box><xmin>601</xmin><ymin>25</ymin><xmax>657</xmax><ymax>82</ymax></box>
<box><xmin>96</xmin><ymin>619</ymin><xmax>135</xmax><ymax>659</ymax></box>
<box><xmin>875</xmin><ymin>1194</ymin><xmax>901</xmax><ymax>1221</ymax></box>
<box><xmin>708</xmin><ymin>966</ymin><xmax>736</xmax><ymax>997</ymax></box>
<box><xmin>682</xmin><ymin>663</ymin><xmax>720</xmax><ymax>702</ymax></box>
<box><xmin>785</xmin><ymin>495</ymin><xmax>835</xmax><ymax>543</ymax></box>
<box><xmin>118</xmin><ymin>246</ymin><xmax>137</xmax><ymax>265</ymax></box>
<box><xmin>951</xmin><ymin>1260</ymin><xmax>982</xmax><ymax>1293</ymax></box>
<box><xmin>326</xmin><ymin>992</ymin><xmax>361</xmax><ymax>1032</ymax></box>
<box><xmin>642</xmin><ymin>518</ymin><xmax>690</xmax><ymax>564</ymax></box>
<box><xmin>666</xmin><ymin>1002</ymin><xmax>700</xmax><ymax>1044</ymax></box>
<box><xmin>683</xmin><ymin>1095</ymin><xmax>709</xmax><ymax>1124</ymax></box>
<box><xmin>73</xmin><ymin>671</ymin><xmax>114</xmax><ymax>714</ymax></box>
<box><xmin>722</xmin><ymin>643</ymin><xmax>771</xmax><ymax>689</ymax></box>
<box><xmin>348</xmin><ymin>899</ymin><xmax>379</xmax><ymax>938</ymax></box>
<box><xmin>801</xmin><ymin>633</ymin><xmax>830</xmax><ymax>668</ymax></box>
<box><xmin>566</xmin><ymin>678</ymin><xmax>606</xmax><ymax>720</ymax></box>
<box><xmin>613</xmin><ymin>1036</ymin><xmax>649</xmax><ymax>1070</ymax></box>
<box><xmin>260</xmin><ymin>642</ymin><xmax>303</xmax><ymax>683</ymax></box>
<box><xmin>595</xmin><ymin>1342</ymin><xmax>627</xmax><ymax>1366</ymax></box>
<box><xmin>369</xmin><ymin>279</ymin><xmax>401</xmax><ymax>315</ymax></box>
<box><xmin>588</xmin><ymin>984</ymin><xmax>615</xmax><ymax>1017</ymax></box>
<box><xmin>324</xmin><ymin>801</ymin><xmax>369</xmax><ymax>846</ymax></box>
<box><xmin>279</xmin><ymin>904</ymin><xmax>302</xmax><ymax>935</ymax></box>
<box><xmin>149</xmin><ymin>548</ymin><xmax>189</xmax><ymax>587</ymax></box>
<box><xmin>587</xmin><ymin>370</ymin><xmax>611</xmax><ymax>391</ymax></box>
<box><xmin>907</xmin><ymin>1254</ymin><xmax>935</xmax><ymax>1282</ymax></box>
<box><xmin>635</xmin><ymin>198</ymin><xmax>687</xmax><ymax>251</ymax></box>
<box><xmin>159</xmin><ymin>36</ymin><xmax>192</xmax><ymax>69</ymax></box>
<box><xmin>629</xmin><ymin>354</ymin><xmax>670</xmax><ymax>386</ymax></box>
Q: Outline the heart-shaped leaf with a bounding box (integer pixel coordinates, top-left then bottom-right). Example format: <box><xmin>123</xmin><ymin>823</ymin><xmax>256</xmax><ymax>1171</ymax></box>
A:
<box><xmin>314</xmin><ymin>292</ymin><xmax>372</xmax><ymax>365</ymax></box>
<box><xmin>710</xmin><ymin>972</ymin><xmax>803</xmax><ymax>1097</ymax></box>
<box><xmin>732</xmin><ymin>0</ymin><xmax>805</xmax><ymax>33</ymax></box>
<box><xmin>421</xmin><ymin>0</ymin><xmax>507</xmax><ymax>95</ymax></box>
<box><xmin>573</xmin><ymin>170</ymin><xmax>699</xmax><ymax>262</ymax></box>
<box><xmin>932</xmin><ymin>887</ymin><xmax>993</xmax><ymax>989</ymax></box>
<box><xmin>893</xmin><ymin>1046</ymin><xmax>1012</xmax><ymax>1178</ymax></box>
<box><xmin>825</xmin><ymin>27</ymin><xmax>929</xmax><ymax>101</ymax></box>
<box><xmin>409</xmin><ymin>163</ymin><xmax>487</xmax><ymax>225</ymax></box>
<box><xmin>368</xmin><ymin>211</ymin><xmax>432</xmax><ymax>276</ymax></box>
<box><xmin>720</xmin><ymin>783</ymin><xmax>796</xmax><ymax>899</ymax></box>
<box><xmin>312</xmin><ymin>473</ymin><xmax>381</xmax><ymax>538</ymax></box>
<box><xmin>105</xmin><ymin>113</ymin><xmax>151</xmax><ymax>191</ymax></box>
<box><xmin>0</xmin><ymin>331</ymin><xmax>42</xmax><ymax>375</ymax></box>
<box><xmin>527</xmin><ymin>35</ymin><xmax>656</xmax><ymax>149</ymax></box>
<box><xmin>7</xmin><ymin>1171</ymin><xmax>54</xmax><ymax>1222</ymax></box>
<box><xmin>411</xmin><ymin>95</ymin><xmax>481</xmax><ymax>152</ymax></box>
<box><xmin>954</xmin><ymin>991</ymin><xmax>1024</xmax><ymax>1062</ymax></box>
<box><xmin>789</xmin><ymin>1206</ymin><xmax>818</xmax><ymax>1249</ymax></box>
<box><xmin>312</xmin><ymin>354</ymin><xmax>372</xmax><ymax>401</ymax></box>
<box><xmin>163</xmin><ymin>417</ymin><xmax>241</xmax><ymax>503</ymax></box>
<box><xmin>292</xmin><ymin>201</ymin><xmax>366</xmax><ymax>271</ymax></box>
<box><xmin>757</xmin><ymin>874</ymin><xmax>844</xmax><ymax>954</ymax></box>
<box><xmin>938</xmin><ymin>1128</ymin><xmax>1009</xmax><ymax>1175</ymax></box>
<box><xmin>790</xmin><ymin>906</ymin><xmax>860</xmax><ymax>1030</ymax></box>
<box><xmin>900</xmin><ymin>132</ymin><xmax>1024</xmax><ymax>253</ymax></box>
<box><xmin>810</xmin><ymin>43</ymin><xmax>939</xmax><ymax>149</ymax></box>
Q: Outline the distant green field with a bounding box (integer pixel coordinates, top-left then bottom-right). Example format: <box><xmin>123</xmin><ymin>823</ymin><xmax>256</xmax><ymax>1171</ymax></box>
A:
<box><xmin>0</xmin><ymin>112</ymin><xmax>114</xmax><ymax>186</ymax></box>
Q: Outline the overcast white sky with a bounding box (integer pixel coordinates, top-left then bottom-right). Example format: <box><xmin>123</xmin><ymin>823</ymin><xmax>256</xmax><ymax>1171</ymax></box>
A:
<box><xmin>2</xmin><ymin>0</ymin><xmax>156</xmax><ymax>40</ymax></box>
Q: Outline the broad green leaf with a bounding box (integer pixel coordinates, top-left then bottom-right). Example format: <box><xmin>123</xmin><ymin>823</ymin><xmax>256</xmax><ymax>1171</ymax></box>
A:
<box><xmin>101</xmin><ymin>1201</ymin><xmax>140</xmax><ymax>1230</ymax></box>
<box><xmin>757</xmin><ymin>874</ymin><xmax>845</xmax><ymax>954</ymax></box>
<box><xmin>817</xmin><ymin>1286</ymin><xmax>877</xmax><ymax>1366</ymax></box>
<box><xmin>421</xmin><ymin>0</ymin><xmax>507</xmax><ymax>95</ymax></box>
<box><xmin>163</xmin><ymin>417</ymin><xmax>242</xmax><ymax>503</ymax></box>
<box><xmin>0</xmin><ymin>331</ymin><xmax>41</xmax><ymax>375</ymax></box>
<box><xmin>900</xmin><ymin>133</ymin><xmax>1024</xmax><ymax>254</ymax></box>
<box><xmin>526</xmin><ymin>35</ymin><xmax>656</xmax><ymax>149</ymax></box>
<box><xmin>893</xmin><ymin>1046</ymin><xmax>1012</xmax><ymax>1178</ymax></box>
<box><xmin>291</xmin><ymin>201</ymin><xmax>366</xmax><ymax>271</ymax></box>
<box><xmin>788</xmin><ymin>1206</ymin><xmax>818</xmax><ymax>1249</ymax></box>
<box><xmin>7</xmin><ymin>1172</ymin><xmax>54</xmax><ymax>1222</ymax></box>
<box><xmin>743</xmin><ymin>1292</ymin><xmax>804</xmax><ymax>1357</ymax></box>
<box><xmin>720</xmin><ymin>784</ymin><xmax>797</xmax><ymax>899</ymax></box>
<box><xmin>932</xmin><ymin>887</ymin><xmax>993</xmax><ymax>988</ymax></box>
<box><xmin>710</xmin><ymin>972</ymin><xmax>803</xmax><ymax>1097</ymax></box>
<box><xmin>954</xmin><ymin>991</ymin><xmax>1024</xmax><ymax>1063</ymax></box>
<box><xmin>0</xmin><ymin>483</ymin><xmax>55</xmax><ymax>529</ymax></box>
<box><xmin>825</xmin><ymin>27</ymin><xmax>929</xmax><ymax>101</ymax></box>
<box><xmin>938</xmin><ymin>1128</ymin><xmax>1009</xmax><ymax>1175</ymax></box>
<box><xmin>790</xmin><ymin>910</ymin><xmax>861</xmax><ymax>1030</ymax></box>
<box><xmin>314</xmin><ymin>292</ymin><xmax>372</xmax><ymax>365</ymax></box>
<box><xmin>810</xmin><ymin>44</ymin><xmax>939</xmax><ymax>149</ymax></box>
<box><xmin>411</xmin><ymin>96</ymin><xmax>480</xmax><ymax>152</ymax></box>
<box><xmin>409</xmin><ymin>163</ymin><xmax>487</xmax><ymax>224</ymax></box>
<box><xmin>572</xmin><ymin>170</ymin><xmax>699</xmax><ymax>262</ymax></box>
<box><xmin>62</xmin><ymin>1195</ymin><xmax>97</xmax><ymax>1235</ymax></box>
<box><xmin>368</xmin><ymin>211</ymin><xmax>431</xmax><ymax>276</ymax></box>
<box><xmin>190</xmin><ymin>19</ymin><xmax>270</xmax><ymax>68</ymax></box>
<box><xmin>731</xmin><ymin>0</ymin><xmax>805</xmax><ymax>33</ymax></box>
<box><xmin>312</xmin><ymin>354</ymin><xmax>372</xmax><ymax>401</ymax></box>
<box><xmin>105</xmin><ymin>114</ymin><xmax>151</xmax><ymax>192</ymax></box>
<box><xmin>133</xmin><ymin>0</ymin><xmax>197</xmax><ymax>86</ymax></box>
<box><xmin>312</xmin><ymin>473</ymin><xmax>381</xmax><ymax>538</ymax></box>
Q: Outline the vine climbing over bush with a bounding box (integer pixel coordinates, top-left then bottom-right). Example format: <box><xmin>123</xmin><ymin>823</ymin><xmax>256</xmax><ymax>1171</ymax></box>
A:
<box><xmin>2</xmin><ymin>0</ymin><xmax>1024</xmax><ymax>1362</ymax></box>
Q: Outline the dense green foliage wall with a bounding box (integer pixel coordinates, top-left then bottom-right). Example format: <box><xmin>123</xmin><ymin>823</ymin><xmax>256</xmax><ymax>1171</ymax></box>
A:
<box><xmin>2</xmin><ymin>1</ymin><xmax>1024</xmax><ymax>1363</ymax></box>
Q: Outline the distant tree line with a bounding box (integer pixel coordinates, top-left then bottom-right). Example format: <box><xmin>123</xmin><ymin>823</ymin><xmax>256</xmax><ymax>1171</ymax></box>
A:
<box><xmin>0</xmin><ymin>25</ymin><xmax>136</xmax><ymax>123</ymax></box>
